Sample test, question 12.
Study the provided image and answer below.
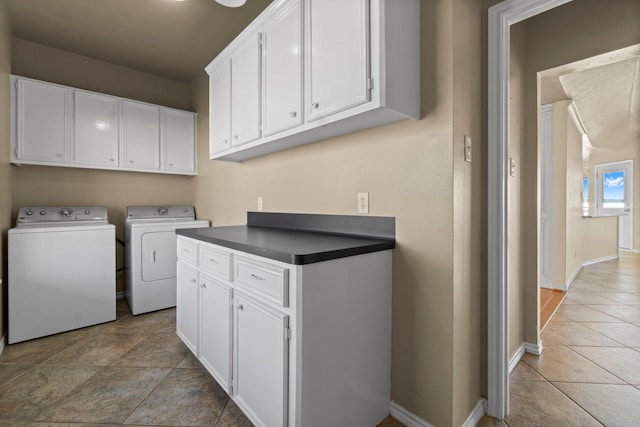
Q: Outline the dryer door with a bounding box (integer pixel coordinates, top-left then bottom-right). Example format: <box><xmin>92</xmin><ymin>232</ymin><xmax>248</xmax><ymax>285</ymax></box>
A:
<box><xmin>141</xmin><ymin>231</ymin><xmax>177</xmax><ymax>282</ymax></box>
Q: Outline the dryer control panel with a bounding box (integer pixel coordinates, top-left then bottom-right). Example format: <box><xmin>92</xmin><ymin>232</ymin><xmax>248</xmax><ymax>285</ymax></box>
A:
<box><xmin>126</xmin><ymin>205</ymin><xmax>196</xmax><ymax>220</ymax></box>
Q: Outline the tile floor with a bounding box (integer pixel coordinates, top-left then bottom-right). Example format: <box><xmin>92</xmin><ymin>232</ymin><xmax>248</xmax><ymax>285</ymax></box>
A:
<box><xmin>0</xmin><ymin>299</ymin><xmax>402</xmax><ymax>427</ymax></box>
<box><xmin>502</xmin><ymin>250</ymin><xmax>640</xmax><ymax>426</ymax></box>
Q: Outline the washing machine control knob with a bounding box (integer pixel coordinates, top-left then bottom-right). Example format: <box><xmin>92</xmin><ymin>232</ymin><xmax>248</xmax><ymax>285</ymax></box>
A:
<box><xmin>158</xmin><ymin>207</ymin><xmax>168</xmax><ymax>215</ymax></box>
<box><xmin>25</xmin><ymin>210</ymin><xmax>33</xmax><ymax>216</ymax></box>
<box><xmin>40</xmin><ymin>210</ymin><xmax>46</xmax><ymax>215</ymax></box>
<box><xmin>84</xmin><ymin>209</ymin><xmax>91</xmax><ymax>215</ymax></box>
<box><xmin>59</xmin><ymin>208</ymin><xmax>73</xmax><ymax>218</ymax></box>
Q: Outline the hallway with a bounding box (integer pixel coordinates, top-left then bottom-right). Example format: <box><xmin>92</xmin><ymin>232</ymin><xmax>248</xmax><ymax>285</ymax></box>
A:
<box><xmin>506</xmin><ymin>250</ymin><xmax>640</xmax><ymax>426</ymax></box>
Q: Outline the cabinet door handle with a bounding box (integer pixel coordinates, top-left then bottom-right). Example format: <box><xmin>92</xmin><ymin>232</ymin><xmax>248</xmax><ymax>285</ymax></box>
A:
<box><xmin>223</xmin><ymin>138</ymin><xmax>229</xmax><ymax>144</ymax></box>
<box><xmin>234</xmin><ymin>135</ymin><xmax>239</xmax><ymax>140</ymax></box>
<box><xmin>209</xmin><ymin>258</ymin><xmax>219</xmax><ymax>264</ymax></box>
<box><xmin>237</xmin><ymin>303</ymin><xmax>244</xmax><ymax>311</ymax></box>
<box><xmin>250</xmin><ymin>273</ymin><xmax>266</xmax><ymax>281</ymax></box>
<box><xmin>290</xmin><ymin>111</ymin><xmax>297</xmax><ymax>118</ymax></box>
<box><xmin>150</xmin><ymin>251</ymin><xmax>156</xmax><ymax>264</ymax></box>
<box><xmin>190</xmin><ymin>278</ymin><xmax>196</xmax><ymax>283</ymax></box>
<box><xmin>168</xmin><ymin>163</ymin><xmax>173</xmax><ymax>167</ymax></box>
<box><xmin>56</xmin><ymin>153</ymin><xmax>63</xmax><ymax>158</ymax></box>
<box><xmin>201</xmin><ymin>282</ymin><xmax>207</xmax><ymax>289</ymax></box>
<box><xmin>311</xmin><ymin>102</ymin><xmax>319</xmax><ymax>110</ymax></box>
<box><xmin>129</xmin><ymin>160</ymin><xmax>134</xmax><ymax>164</ymax></box>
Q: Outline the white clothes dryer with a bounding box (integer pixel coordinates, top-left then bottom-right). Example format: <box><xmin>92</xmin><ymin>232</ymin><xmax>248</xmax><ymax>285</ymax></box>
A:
<box><xmin>8</xmin><ymin>206</ymin><xmax>116</xmax><ymax>344</ymax></box>
<box><xmin>125</xmin><ymin>205</ymin><xmax>209</xmax><ymax>315</ymax></box>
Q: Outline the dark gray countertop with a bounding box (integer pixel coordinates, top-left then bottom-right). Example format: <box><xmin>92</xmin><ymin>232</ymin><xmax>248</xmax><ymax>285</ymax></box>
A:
<box><xmin>176</xmin><ymin>212</ymin><xmax>395</xmax><ymax>265</ymax></box>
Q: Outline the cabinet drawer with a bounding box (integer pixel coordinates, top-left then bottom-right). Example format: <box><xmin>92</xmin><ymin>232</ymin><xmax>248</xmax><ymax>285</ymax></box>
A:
<box><xmin>177</xmin><ymin>238</ymin><xmax>198</xmax><ymax>265</ymax></box>
<box><xmin>199</xmin><ymin>246</ymin><xmax>232</xmax><ymax>281</ymax></box>
<box><xmin>234</xmin><ymin>256</ymin><xmax>289</xmax><ymax>307</ymax></box>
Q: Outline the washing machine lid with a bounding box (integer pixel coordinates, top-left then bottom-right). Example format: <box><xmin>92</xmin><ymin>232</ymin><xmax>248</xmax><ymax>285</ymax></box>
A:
<box><xmin>126</xmin><ymin>205</ymin><xmax>196</xmax><ymax>221</ymax></box>
<box><xmin>16</xmin><ymin>206</ymin><xmax>108</xmax><ymax>227</ymax></box>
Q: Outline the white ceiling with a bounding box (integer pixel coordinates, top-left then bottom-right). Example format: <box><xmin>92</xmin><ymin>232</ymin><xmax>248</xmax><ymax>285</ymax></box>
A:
<box><xmin>540</xmin><ymin>44</ymin><xmax>640</xmax><ymax>151</ymax></box>
<box><xmin>7</xmin><ymin>0</ymin><xmax>273</xmax><ymax>83</ymax></box>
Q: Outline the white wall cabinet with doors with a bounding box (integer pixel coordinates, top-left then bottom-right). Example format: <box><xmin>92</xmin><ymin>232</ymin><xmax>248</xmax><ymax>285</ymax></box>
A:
<box><xmin>206</xmin><ymin>0</ymin><xmax>419</xmax><ymax>162</ymax></box>
<box><xmin>10</xmin><ymin>75</ymin><xmax>197</xmax><ymax>175</ymax></box>
<box><xmin>176</xmin><ymin>235</ymin><xmax>392</xmax><ymax>427</ymax></box>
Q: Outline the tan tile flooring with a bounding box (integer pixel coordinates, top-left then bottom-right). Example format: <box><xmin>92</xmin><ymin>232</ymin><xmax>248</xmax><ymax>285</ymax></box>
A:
<box><xmin>0</xmin><ymin>299</ymin><xmax>403</xmax><ymax>427</ymax></box>
<box><xmin>503</xmin><ymin>250</ymin><xmax>640</xmax><ymax>426</ymax></box>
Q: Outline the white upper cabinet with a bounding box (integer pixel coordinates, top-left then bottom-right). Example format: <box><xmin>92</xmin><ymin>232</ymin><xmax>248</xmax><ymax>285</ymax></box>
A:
<box><xmin>231</xmin><ymin>35</ymin><xmax>262</xmax><ymax>147</ymax></box>
<box><xmin>305</xmin><ymin>0</ymin><xmax>369</xmax><ymax>121</ymax></box>
<box><xmin>206</xmin><ymin>0</ymin><xmax>420</xmax><ymax>162</ymax></box>
<box><xmin>209</xmin><ymin>60</ymin><xmax>232</xmax><ymax>155</ymax></box>
<box><xmin>121</xmin><ymin>100</ymin><xmax>160</xmax><ymax>171</ymax></box>
<box><xmin>13</xmin><ymin>79</ymin><xmax>71</xmax><ymax>164</ymax></box>
<box><xmin>74</xmin><ymin>90</ymin><xmax>119</xmax><ymax>167</ymax></box>
<box><xmin>11</xmin><ymin>76</ymin><xmax>197</xmax><ymax>175</ymax></box>
<box><xmin>162</xmin><ymin>108</ymin><xmax>196</xmax><ymax>173</ymax></box>
<box><xmin>262</xmin><ymin>0</ymin><xmax>303</xmax><ymax>137</ymax></box>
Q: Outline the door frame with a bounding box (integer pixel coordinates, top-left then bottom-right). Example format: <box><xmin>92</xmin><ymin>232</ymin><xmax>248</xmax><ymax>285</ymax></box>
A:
<box><xmin>487</xmin><ymin>0</ymin><xmax>573</xmax><ymax>419</ymax></box>
<box><xmin>594</xmin><ymin>160</ymin><xmax>634</xmax><ymax>249</ymax></box>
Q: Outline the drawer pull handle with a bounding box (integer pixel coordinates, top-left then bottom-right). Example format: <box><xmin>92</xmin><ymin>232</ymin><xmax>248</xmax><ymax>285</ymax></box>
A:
<box><xmin>250</xmin><ymin>273</ymin><xmax>266</xmax><ymax>281</ymax></box>
<box><xmin>201</xmin><ymin>283</ymin><xmax>207</xmax><ymax>289</ymax></box>
<box><xmin>237</xmin><ymin>304</ymin><xmax>244</xmax><ymax>311</ymax></box>
<box><xmin>190</xmin><ymin>278</ymin><xmax>196</xmax><ymax>283</ymax></box>
<box><xmin>183</xmin><ymin>248</ymin><xmax>190</xmax><ymax>253</ymax></box>
<box><xmin>209</xmin><ymin>258</ymin><xmax>218</xmax><ymax>264</ymax></box>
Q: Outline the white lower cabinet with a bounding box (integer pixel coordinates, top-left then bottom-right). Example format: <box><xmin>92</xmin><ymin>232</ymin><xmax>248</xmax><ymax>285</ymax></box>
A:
<box><xmin>176</xmin><ymin>235</ymin><xmax>391</xmax><ymax>427</ymax></box>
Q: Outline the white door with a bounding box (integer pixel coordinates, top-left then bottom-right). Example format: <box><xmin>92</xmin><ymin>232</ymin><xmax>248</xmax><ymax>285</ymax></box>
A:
<box><xmin>539</xmin><ymin>104</ymin><xmax>554</xmax><ymax>287</ymax></box>
<box><xmin>306</xmin><ymin>0</ymin><xmax>370</xmax><ymax>121</ymax></box>
<box><xmin>74</xmin><ymin>91</ymin><xmax>119</xmax><ymax>167</ymax></box>
<box><xmin>200</xmin><ymin>274</ymin><xmax>233</xmax><ymax>392</ymax></box>
<box><xmin>209</xmin><ymin>60</ymin><xmax>232</xmax><ymax>154</ymax></box>
<box><xmin>262</xmin><ymin>0</ymin><xmax>303</xmax><ymax>137</ymax></box>
<box><xmin>595</xmin><ymin>160</ymin><xmax>634</xmax><ymax>250</ymax></box>
<box><xmin>121</xmin><ymin>100</ymin><xmax>160</xmax><ymax>170</ymax></box>
<box><xmin>176</xmin><ymin>262</ymin><xmax>199</xmax><ymax>355</ymax></box>
<box><xmin>162</xmin><ymin>109</ymin><xmax>195</xmax><ymax>173</ymax></box>
<box><xmin>141</xmin><ymin>232</ymin><xmax>177</xmax><ymax>282</ymax></box>
<box><xmin>233</xmin><ymin>292</ymin><xmax>289</xmax><ymax>427</ymax></box>
<box><xmin>15</xmin><ymin>79</ymin><xmax>70</xmax><ymax>163</ymax></box>
<box><xmin>232</xmin><ymin>35</ymin><xmax>262</xmax><ymax>147</ymax></box>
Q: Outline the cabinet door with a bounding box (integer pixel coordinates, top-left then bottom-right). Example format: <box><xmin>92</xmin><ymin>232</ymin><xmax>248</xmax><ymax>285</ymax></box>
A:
<box><xmin>232</xmin><ymin>35</ymin><xmax>262</xmax><ymax>147</ymax></box>
<box><xmin>74</xmin><ymin>91</ymin><xmax>119</xmax><ymax>167</ymax></box>
<box><xmin>306</xmin><ymin>0</ymin><xmax>370</xmax><ymax>121</ymax></box>
<box><xmin>15</xmin><ymin>79</ymin><xmax>70</xmax><ymax>163</ymax></box>
<box><xmin>233</xmin><ymin>293</ymin><xmax>289</xmax><ymax>427</ymax></box>
<box><xmin>209</xmin><ymin>60</ymin><xmax>232</xmax><ymax>155</ymax></box>
<box><xmin>200</xmin><ymin>275</ymin><xmax>233</xmax><ymax>392</ymax></box>
<box><xmin>121</xmin><ymin>100</ymin><xmax>160</xmax><ymax>170</ymax></box>
<box><xmin>176</xmin><ymin>262</ymin><xmax>199</xmax><ymax>355</ymax></box>
<box><xmin>162</xmin><ymin>109</ymin><xmax>195</xmax><ymax>173</ymax></box>
<box><xmin>262</xmin><ymin>0</ymin><xmax>302</xmax><ymax>137</ymax></box>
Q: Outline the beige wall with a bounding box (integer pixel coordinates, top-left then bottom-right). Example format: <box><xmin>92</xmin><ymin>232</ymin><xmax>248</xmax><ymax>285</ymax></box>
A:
<box><xmin>11</xmin><ymin>40</ymin><xmax>194</xmax><ymax>293</ymax></box>
<box><xmin>582</xmin><ymin>216</ymin><xmax>618</xmax><ymax>263</ymax></box>
<box><xmin>191</xmin><ymin>0</ymin><xmax>486</xmax><ymax>424</ymax></box>
<box><xmin>0</xmin><ymin>0</ymin><xmax>12</xmax><ymax>338</ymax></box>
<box><xmin>510</xmin><ymin>0</ymin><xmax>640</xmax><ymax>347</ymax></box>
<box><xmin>565</xmin><ymin>105</ymin><xmax>585</xmax><ymax>284</ymax></box>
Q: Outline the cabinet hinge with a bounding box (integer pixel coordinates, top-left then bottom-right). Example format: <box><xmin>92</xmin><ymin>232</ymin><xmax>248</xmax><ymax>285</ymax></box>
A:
<box><xmin>258</xmin><ymin>32</ymin><xmax>263</xmax><ymax>47</ymax></box>
<box><xmin>14</xmin><ymin>80</ymin><xmax>18</xmax><ymax>89</ymax></box>
<box><xmin>367</xmin><ymin>78</ymin><xmax>374</xmax><ymax>91</ymax></box>
<box><xmin>284</xmin><ymin>327</ymin><xmax>292</xmax><ymax>341</ymax></box>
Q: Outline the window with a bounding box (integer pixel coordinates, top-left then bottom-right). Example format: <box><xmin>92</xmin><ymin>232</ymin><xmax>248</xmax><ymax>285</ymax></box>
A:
<box><xmin>583</xmin><ymin>177</ymin><xmax>589</xmax><ymax>215</ymax></box>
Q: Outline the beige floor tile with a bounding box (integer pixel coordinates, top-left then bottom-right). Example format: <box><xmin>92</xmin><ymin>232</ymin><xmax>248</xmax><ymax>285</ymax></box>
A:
<box><xmin>0</xmin><ymin>363</ymin><xmax>35</xmax><ymax>388</ymax></box>
<box><xmin>509</xmin><ymin>361</ymin><xmax>546</xmax><ymax>381</ymax></box>
<box><xmin>104</xmin><ymin>308</ymin><xmax>177</xmax><ymax>335</ymax></box>
<box><xmin>570</xmin><ymin>346</ymin><xmax>640</xmax><ymax>385</ymax></box>
<box><xmin>35</xmin><ymin>367</ymin><xmax>170</xmax><ymax>423</ymax></box>
<box><xmin>563</xmin><ymin>291</ymin><xmax>620</xmax><ymax>305</ymax></box>
<box><xmin>522</xmin><ymin>345</ymin><xmax>624</xmax><ymax>383</ymax></box>
<box><xmin>541</xmin><ymin>321</ymin><xmax>622</xmax><ymax>346</ymax></box>
<box><xmin>540</xmin><ymin>335</ymin><xmax>563</xmax><ymax>346</ymax></box>
<box><xmin>215</xmin><ymin>400</ymin><xmax>255</xmax><ymax>427</ymax></box>
<box><xmin>554</xmin><ymin>382</ymin><xmax>640</xmax><ymax>427</ymax></box>
<box><xmin>546</xmin><ymin>312</ymin><xmax>571</xmax><ymax>323</ymax></box>
<box><xmin>176</xmin><ymin>351</ymin><xmax>202</xmax><ymax>369</ymax></box>
<box><xmin>588</xmin><ymin>304</ymin><xmax>640</xmax><ymax>322</ymax></box>
<box><xmin>0</xmin><ymin>333</ymin><xmax>86</xmax><ymax>365</ymax></box>
<box><xmin>602</xmin><ymin>292</ymin><xmax>640</xmax><ymax>305</ymax></box>
<box><xmin>123</xmin><ymin>368</ymin><xmax>228</xmax><ymax>426</ymax></box>
<box><xmin>570</xmin><ymin>279</ymin><xmax>620</xmax><ymax>292</ymax></box>
<box><xmin>475</xmin><ymin>415</ymin><xmax>507</xmax><ymax>427</ymax></box>
<box><xmin>506</xmin><ymin>380</ymin><xmax>601</xmax><ymax>426</ymax></box>
<box><xmin>0</xmin><ymin>365</ymin><xmax>100</xmax><ymax>420</ymax></box>
<box><xmin>582</xmin><ymin>322</ymin><xmax>640</xmax><ymax>347</ymax></box>
<box><xmin>555</xmin><ymin>304</ymin><xmax>623</xmax><ymax>322</ymax></box>
<box><xmin>110</xmin><ymin>333</ymin><xmax>189</xmax><ymax>368</ymax></box>
<box><xmin>43</xmin><ymin>333</ymin><xmax>144</xmax><ymax>367</ymax></box>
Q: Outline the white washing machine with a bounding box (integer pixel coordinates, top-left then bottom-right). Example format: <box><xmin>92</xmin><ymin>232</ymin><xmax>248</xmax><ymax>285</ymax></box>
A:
<box><xmin>8</xmin><ymin>206</ymin><xmax>116</xmax><ymax>344</ymax></box>
<box><xmin>125</xmin><ymin>205</ymin><xmax>209</xmax><ymax>315</ymax></box>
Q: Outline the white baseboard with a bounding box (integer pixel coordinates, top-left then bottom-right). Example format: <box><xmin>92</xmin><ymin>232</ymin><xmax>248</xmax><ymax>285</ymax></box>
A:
<box><xmin>509</xmin><ymin>341</ymin><xmax>543</xmax><ymax>374</ymax></box>
<box><xmin>389</xmin><ymin>401</ymin><xmax>434</xmax><ymax>427</ymax></box>
<box><xmin>390</xmin><ymin>398</ymin><xmax>487</xmax><ymax>427</ymax></box>
<box><xmin>565</xmin><ymin>265</ymin><xmax>582</xmax><ymax>291</ymax></box>
<box><xmin>461</xmin><ymin>398</ymin><xmax>487</xmax><ymax>427</ymax></box>
<box><xmin>583</xmin><ymin>254</ymin><xmax>618</xmax><ymax>267</ymax></box>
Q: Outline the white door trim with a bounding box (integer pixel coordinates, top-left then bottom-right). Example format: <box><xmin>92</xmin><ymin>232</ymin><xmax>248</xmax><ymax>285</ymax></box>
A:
<box><xmin>487</xmin><ymin>0</ymin><xmax>573</xmax><ymax>419</ymax></box>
